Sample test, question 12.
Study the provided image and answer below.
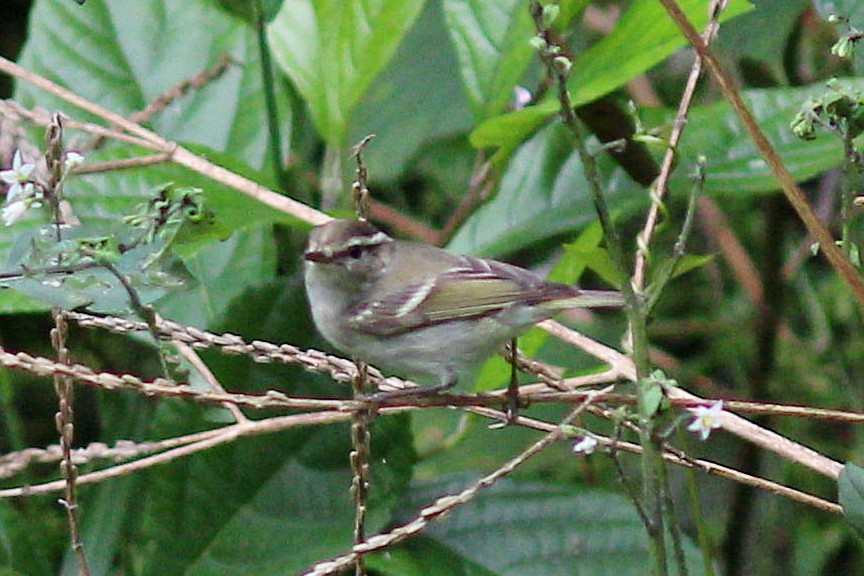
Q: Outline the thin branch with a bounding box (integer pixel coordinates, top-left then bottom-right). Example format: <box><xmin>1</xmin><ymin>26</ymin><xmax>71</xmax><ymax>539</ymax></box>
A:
<box><xmin>0</xmin><ymin>55</ymin><xmax>329</xmax><ymax>226</ymax></box>
<box><xmin>174</xmin><ymin>341</ymin><xmax>248</xmax><ymax>424</ymax></box>
<box><xmin>632</xmin><ymin>0</ymin><xmax>728</xmax><ymax>290</ymax></box>
<box><xmin>539</xmin><ymin>320</ymin><xmax>844</xmax><ymax>479</ymax></box>
<box><xmin>71</xmin><ymin>154</ymin><xmax>171</xmax><ymax>174</ymax></box>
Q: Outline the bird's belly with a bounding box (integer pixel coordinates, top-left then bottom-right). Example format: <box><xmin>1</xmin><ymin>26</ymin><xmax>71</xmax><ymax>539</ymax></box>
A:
<box><xmin>353</xmin><ymin>318</ymin><xmax>521</xmax><ymax>385</ymax></box>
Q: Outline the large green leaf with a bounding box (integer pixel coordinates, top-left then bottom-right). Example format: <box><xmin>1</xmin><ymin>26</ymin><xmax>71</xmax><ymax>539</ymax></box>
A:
<box><xmin>157</xmin><ymin>227</ymin><xmax>277</xmax><ymax>327</ymax></box>
<box><xmin>266</xmin><ymin>0</ymin><xmax>426</xmax><ymax>146</ymax></box>
<box><xmin>442</xmin><ymin>0</ymin><xmax>537</xmax><ymax>120</ymax></box>
<box><xmin>0</xmin><ymin>147</ymin><xmax>287</xmax><ymax>317</ymax></box>
<box><xmin>16</xmin><ymin>0</ymin><xmax>290</xmax><ymax>171</ymax></box>
<box><xmin>661</xmin><ymin>81</ymin><xmax>864</xmax><ymax>195</ymax></box>
<box><xmin>383</xmin><ymin>476</ymin><xmax>707</xmax><ymax>576</ymax></box>
<box><xmin>4</xmin><ymin>0</ymin><xmax>295</xmax><ymax>316</ymax></box>
<box><xmin>471</xmin><ymin>0</ymin><xmax>753</xmax><ymax>150</ymax></box>
<box><xmin>448</xmin><ymin>123</ymin><xmax>645</xmax><ymax>257</ymax></box>
<box><xmin>715</xmin><ymin>0</ymin><xmax>811</xmax><ymax>82</ymax></box>
<box><xmin>348</xmin><ymin>0</ymin><xmax>475</xmax><ymax>181</ymax></box>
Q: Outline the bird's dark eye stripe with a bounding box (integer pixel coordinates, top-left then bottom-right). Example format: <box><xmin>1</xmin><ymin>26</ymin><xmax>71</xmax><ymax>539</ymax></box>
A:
<box><xmin>334</xmin><ymin>243</ymin><xmax>372</xmax><ymax>260</ymax></box>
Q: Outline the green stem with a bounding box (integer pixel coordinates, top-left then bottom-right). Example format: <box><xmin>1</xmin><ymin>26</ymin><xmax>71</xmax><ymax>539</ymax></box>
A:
<box><xmin>657</xmin><ymin>449</ymin><xmax>689</xmax><ymax>576</ymax></box>
<box><xmin>679</xmin><ymin>429</ymin><xmax>717</xmax><ymax>576</ymax></box>
<box><xmin>840</xmin><ymin>122</ymin><xmax>862</xmax><ymax>261</ymax></box>
<box><xmin>527</xmin><ymin>3</ymin><xmax>667</xmax><ymax>572</ymax></box>
<box><xmin>255</xmin><ymin>0</ymin><xmax>286</xmax><ymax>190</ymax></box>
<box><xmin>0</xmin><ymin>367</ymin><xmax>26</xmax><ymax>453</ymax></box>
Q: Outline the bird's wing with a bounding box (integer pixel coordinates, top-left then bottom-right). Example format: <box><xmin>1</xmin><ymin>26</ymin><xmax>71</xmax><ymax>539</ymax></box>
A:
<box><xmin>350</xmin><ymin>255</ymin><xmax>574</xmax><ymax>335</ymax></box>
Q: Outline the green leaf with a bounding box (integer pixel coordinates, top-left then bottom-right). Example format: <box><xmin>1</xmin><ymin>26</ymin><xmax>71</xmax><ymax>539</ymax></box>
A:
<box><xmin>0</xmin><ymin>149</ymin><xmax>286</xmax><ymax>317</ymax></box>
<box><xmin>442</xmin><ymin>0</ymin><xmax>536</xmax><ymax>120</ymax></box>
<box><xmin>658</xmin><ymin>81</ymin><xmax>864</xmax><ymax>195</ymax></box>
<box><xmin>139</xmin><ymin>390</ymin><xmax>415</xmax><ymax>574</ymax></box>
<box><xmin>348</xmin><ymin>0</ymin><xmax>475</xmax><ymax>181</ymax></box>
<box><xmin>17</xmin><ymin>0</ymin><xmax>290</xmax><ymax>172</ymax></box>
<box><xmin>471</xmin><ymin>0</ymin><xmax>753</xmax><ymax>150</ymax></box>
<box><xmin>396</xmin><ymin>476</ymin><xmax>709</xmax><ymax>576</ymax></box>
<box><xmin>138</xmin><ymin>410</ymin><xmax>415</xmax><ymax>576</ymax></box>
<box><xmin>671</xmin><ymin>254</ymin><xmax>715</xmax><ymax>279</ymax></box>
<box><xmin>5</xmin><ymin>0</ymin><xmax>295</xmax><ymax>315</ymax></box>
<box><xmin>267</xmin><ymin>0</ymin><xmax>426</xmax><ymax>146</ymax></box>
<box><xmin>469</xmin><ymin>105</ymin><xmax>553</xmax><ymax>151</ymax></box>
<box><xmin>0</xmin><ymin>502</ymin><xmax>59</xmax><ymax>576</ymax></box>
<box><xmin>839</xmin><ymin>462</ymin><xmax>864</xmax><ymax>539</ymax></box>
<box><xmin>368</xmin><ymin>535</ymin><xmax>500</xmax><ymax>576</ymax></box>
<box><xmin>448</xmin><ymin>123</ymin><xmax>646</xmax><ymax>258</ymax></box>
<box><xmin>156</xmin><ymin>227</ymin><xmax>277</xmax><ymax>327</ymax></box>
<box><xmin>715</xmin><ymin>0</ymin><xmax>811</xmax><ymax>82</ymax></box>
<box><xmin>570</xmin><ymin>0</ymin><xmax>750</xmax><ymax>106</ymax></box>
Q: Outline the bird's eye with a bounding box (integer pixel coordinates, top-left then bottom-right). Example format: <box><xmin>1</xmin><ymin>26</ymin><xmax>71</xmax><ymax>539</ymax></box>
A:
<box><xmin>348</xmin><ymin>246</ymin><xmax>363</xmax><ymax>259</ymax></box>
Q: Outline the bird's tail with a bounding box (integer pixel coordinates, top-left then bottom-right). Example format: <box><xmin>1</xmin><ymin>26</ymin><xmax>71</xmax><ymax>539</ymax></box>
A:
<box><xmin>552</xmin><ymin>289</ymin><xmax>626</xmax><ymax>309</ymax></box>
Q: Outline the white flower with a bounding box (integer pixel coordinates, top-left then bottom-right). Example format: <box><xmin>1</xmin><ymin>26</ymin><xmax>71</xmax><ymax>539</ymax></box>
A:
<box><xmin>686</xmin><ymin>401</ymin><xmax>724</xmax><ymax>441</ymax></box>
<box><xmin>1</xmin><ymin>150</ymin><xmax>35</xmax><ymax>185</ymax></box>
<box><xmin>513</xmin><ymin>86</ymin><xmax>532</xmax><ymax>110</ymax></box>
<box><xmin>1</xmin><ymin>150</ymin><xmax>37</xmax><ymax>202</ymax></box>
<box><xmin>2</xmin><ymin>198</ymin><xmax>29</xmax><ymax>226</ymax></box>
<box><xmin>572</xmin><ymin>435</ymin><xmax>598</xmax><ymax>455</ymax></box>
<box><xmin>63</xmin><ymin>151</ymin><xmax>85</xmax><ymax>171</ymax></box>
<box><xmin>6</xmin><ymin>181</ymin><xmax>35</xmax><ymax>204</ymax></box>
<box><xmin>1</xmin><ymin>150</ymin><xmax>35</xmax><ymax>183</ymax></box>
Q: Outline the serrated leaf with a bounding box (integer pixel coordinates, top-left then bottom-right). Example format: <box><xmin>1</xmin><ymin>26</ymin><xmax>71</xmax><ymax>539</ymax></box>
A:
<box><xmin>266</xmin><ymin>0</ymin><xmax>425</xmax><ymax>146</ymax></box>
<box><xmin>839</xmin><ymin>462</ymin><xmax>864</xmax><ymax>539</ymax></box>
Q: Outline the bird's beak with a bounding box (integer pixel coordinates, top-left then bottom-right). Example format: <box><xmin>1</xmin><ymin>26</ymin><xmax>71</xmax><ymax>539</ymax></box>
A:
<box><xmin>304</xmin><ymin>250</ymin><xmax>329</xmax><ymax>263</ymax></box>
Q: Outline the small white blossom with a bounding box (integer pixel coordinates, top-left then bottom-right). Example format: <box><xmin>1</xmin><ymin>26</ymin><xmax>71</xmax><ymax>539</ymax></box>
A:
<box><xmin>1</xmin><ymin>150</ymin><xmax>35</xmax><ymax>184</ymax></box>
<box><xmin>6</xmin><ymin>181</ymin><xmax>35</xmax><ymax>204</ymax></box>
<box><xmin>572</xmin><ymin>435</ymin><xmax>598</xmax><ymax>455</ymax></box>
<box><xmin>513</xmin><ymin>86</ymin><xmax>532</xmax><ymax>110</ymax></box>
<box><xmin>686</xmin><ymin>401</ymin><xmax>724</xmax><ymax>441</ymax></box>
<box><xmin>63</xmin><ymin>151</ymin><xmax>85</xmax><ymax>171</ymax></box>
<box><xmin>1</xmin><ymin>150</ymin><xmax>37</xmax><ymax>202</ymax></box>
<box><xmin>2</xmin><ymin>198</ymin><xmax>29</xmax><ymax>226</ymax></box>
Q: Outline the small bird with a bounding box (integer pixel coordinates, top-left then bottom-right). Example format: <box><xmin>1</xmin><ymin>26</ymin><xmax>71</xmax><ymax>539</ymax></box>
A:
<box><xmin>304</xmin><ymin>218</ymin><xmax>624</xmax><ymax>393</ymax></box>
